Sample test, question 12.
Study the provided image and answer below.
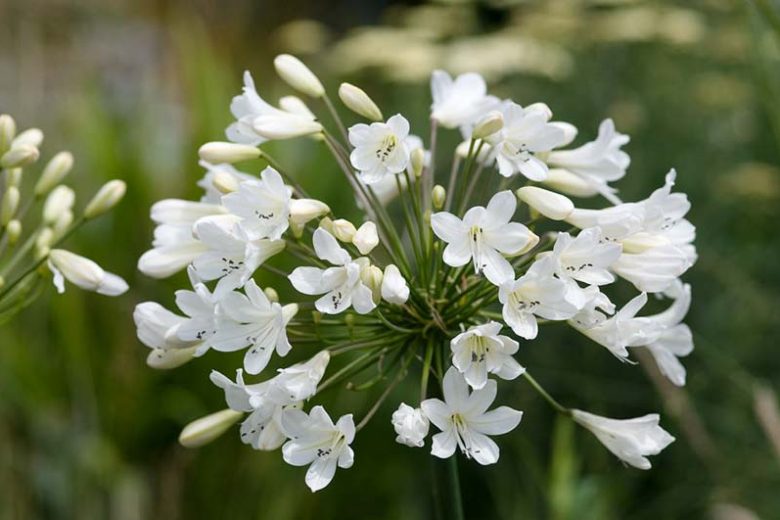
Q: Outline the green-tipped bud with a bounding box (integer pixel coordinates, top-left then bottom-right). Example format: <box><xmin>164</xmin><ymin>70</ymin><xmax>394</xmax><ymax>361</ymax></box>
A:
<box><xmin>516</xmin><ymin>186</ymin><xmax>574</xmax><ymax>221</ymax></box>
<box><xmin>6</xmin><ymin>219</ymin><xmax>21</xmax><ymax>245</ymax></box>
<box><xmin>432</xmin><ymin>185</ymin><xmax>446</xmax><ymax>210</ymax></box>
<box><xmin>274</xmin><ymin>54</ymin><xmax>325</xmax><ymax>98</ymax></box>
<box><xmin>84</xmin><ymin>180</ymin><xmax>126</xmax><ymax>219</ymax></box>
<box><xmin>338</xmin><ymin>83</ymin><xmax>383</xmax><ymax>122</ymax></box>
<box><xmin>0</xmin><ymin>114</ymin><xmax>16</xmax><ymax>154</ymax></box>
<box><xmin>178</xmin><ymin>409</ymin><xmax>243</xmax><ymax>448</ymax></box>
<box><xmin>6</xmin><ymin>168</ymin><xmax>22</xmax><ymax>188</ymax></box>
<box><xmin>331</xmin><ymin>218</ymin><xmax>356</xmax><ymax>242</ymax></box>
<box><xmin>411</xmin><ymin>148</ymin><xmax>425</xmax><ymax>178</ymax></box>
<box><xmin>43</xmin><ymin>185</ymin><xmax>76</xmax><ymax>224</ymax></box>
<box><xmin>1</xmin><ymin>186</ymin><xmax>20</xmax><ymax>225</ymax></box>
<box><xmin>264</xmin><ymin>287</ymin><xmax>279</xmax><ymax>303</ymax></box>
<box><xmin>1</xmin><ymin>144</ymin><xmax>39</xmax><ymax>169</ymax></box>
<box><xmin>12</xmin><ymin>128</ymin><xmax>44</xmax><ymax>148</ymax></box>
<box><xmin>35</xmin><ymin>151</ymin><xmax>74</xmax><ymax>196</ymax></box>
<box><xmin>472</xmin><ymin>110</ymin><xmax>504</xmax><ymax>140</ymax></box>
<box><xmin>198</xmin><ymin>141</ymin><xmax>261</xmax><ymax>164</ymax></box>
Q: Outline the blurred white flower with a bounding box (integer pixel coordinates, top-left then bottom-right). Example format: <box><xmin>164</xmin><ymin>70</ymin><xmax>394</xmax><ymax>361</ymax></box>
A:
<box><xmin>48</xmin><ymin>249</ymin><xmax>128</xmax><ymax>296</ymax></box>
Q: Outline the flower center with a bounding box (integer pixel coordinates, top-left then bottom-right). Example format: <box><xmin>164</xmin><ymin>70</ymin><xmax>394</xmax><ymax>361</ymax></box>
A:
<box><xmin>375</xmin><ymin>134</ymin><xmax>397</xmax><ymax>162</ymax></box>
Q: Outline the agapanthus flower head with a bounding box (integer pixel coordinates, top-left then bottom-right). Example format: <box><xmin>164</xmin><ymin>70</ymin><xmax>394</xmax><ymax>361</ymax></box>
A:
<box><xmin>135</xmin><ymin>58</ymin><xmax>695</xmax><ymax>492</ymax></box>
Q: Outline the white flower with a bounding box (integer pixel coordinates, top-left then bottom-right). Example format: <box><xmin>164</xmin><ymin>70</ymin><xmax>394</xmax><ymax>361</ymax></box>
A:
<box><xmin>252</xmin><ymin>112</ymin><xmax>323</xmax><ymax>140</ymax></box>
<box><xmin>281</xmin><ymin>406</ymin><xmax>355</xmax><ymax>492</ymax></box>
<box><xmin>546</xmin><ymin>119</ymin><xmax>630</xmax><ymax>203</ymax></box>
<box><xmin>352</xmin><ymin>221</ymin><xmax>379</xmax><ymax>255</ymax></box>
<box><xmin>486</xmin><ymin>101</ymin><xmax>569</xmax><ymax>180</ymax></box>
<box><xmin>421</xmin><ymin>368</ymin><xmax>522</xmax><ymax>465</ymax></box>
<box><xmin>192</xmin><ymin>215</ymin><xmax>285</xmax><ymax>298</ymax></box>
<box><xmin>569</xmin><ymin>291</ymin><xmax>648</xmax><ymax>359</ymax></box>
<box><xmin>499</xmin><ymin>257</ymin><xmax>578</xmax><ymax>340</ymax></box>
<box><xmin>572</xmin><ymin>409</ymin><xmax>675</xmax><ymax>470</ymax></box>
<box><xmin>349</xmin><ymin>114</ymin><xmax>412</xmax><ymax>184</ymax></box>
<box><xmin>289</xmin><ymin>228</ymin><xmax>376</xmax><ymax>314</ymax></box>
<box><xmin>133</xmin><ymin>302</ymin><xmax>200</xmax><ymax>369</ymax></box>
<box><xmin>450</xmin><ymin>322</ymin><xmax>525</xmax><ymax>390</ymax></box>
<box><xmin>268</xmin><ymin>350</ymin><xmax>331</xmax><ymax>403</ymax></box>
<box><xmin>430</xmin><ymin>70</ymin><xmax>499</xmax><ymax>129</ymax></box>
<box><xmin>48</xmin><ymin>249</ymin><xmax>128</xmax><ymax>296</ymax></box>
<box><xmin>431</xmin><ymin>190</ymin><xmax>535</xmax><ymax>285</ymax></box>
<box><xmin>392</xmin><ymin>403</ymin><xmax>430</xmax><ymax>448</ymax></box>
<box><xmin>173</xmin><ymin>270</ymin><xmax>219</xmax><ymax>350</ymax></box>
<box><xmin>380</xmin><ymin>264</ymin><xmax>410</xmax><ymax>305</ymax></box>
<box><xmin>212</xmin><ymin>279</ymin><xmax>298</xmax><ymax>375</ymax></box>
<box><xmin>222</xmin><ymin>167</ymin><xmax>292</xmax><ymax>240</ymax></box>
<box><xmin>197</xmin><ymin>161</ymin><xmax>255</xmax><ymax>203</ymax></box>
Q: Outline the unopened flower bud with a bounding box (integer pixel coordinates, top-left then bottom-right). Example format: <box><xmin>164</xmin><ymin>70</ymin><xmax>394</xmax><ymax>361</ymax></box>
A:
<box><xmin>35</xmin><ymin>151</ymin><xmax>74</xmax><ymax>196</ymax></box>
<box><xmin>36</xmin><ymin>227</ymin><xmax>54</xmax><ymax>257</ymax></box>
<box><xmin>147</xmin><ymin>346</ymin><xmax>199</xmax><ymax>370</ymax></box>
<box><xmin>1</xmin><ymin>186</ymin><xmax>20</xmax><ymax>225</ymax></box>
<box><xmin>331</xmin><ymin>218</ymin><xmax>356</xmax><ymax>242</ymax></box>
<box><xmin>541</xmin><ymin>168</ymin><xmax>599</xmax><ymax>198</ymax></box>
<box><xmin>53</xmin><ymin>211</ymin><xmax>74</xmax><ymax>239</ymax></box>
<box><xmin>381</xmin><ymin>264</ymin><xmax>410</xmax><ymax>305</ymax></box>
<box><xmin>212</xmin><ymin>170</ymin><xmax>239</xmax><ymax>194</ymax></box>
<box><xmin>318</xmin><ymin>216</ymin><xmax>334</xmax><ymax>233</ymax></box>
<box><xmin>0</xmin><ymin>114</ymin><xmax>16</xmax><ymax>154</ymax></box>
<box><xmin>253</xmin><ymin>113</ymin><xmax>323</xmax><ymax>140</ymax></box>
<box><xmin>360</xmin><ymin>264</ymin><xmax>384</xmax><ymax>303</ymax></box>
<box><xmin>43</xmin><ymin>185</ymin><xmax>75</xmax><ymax>224</ymax></box>
<box><xmin>432</xmin><ymin>185</ymin><xmax>446</xmax><ymax>210</ymax></box>
<box><xmin>198</xmin><ymin>141</ymin><xmax>261</xmax><ymax>164</ymax></box>
<box><xmin>6</xmin><ymin>219</ymin><xmax>21</xmax><ymax>245</ymax></box>
<box><xmin>279</xmin><ymin>96</ymin><xmax>314</xmax><ymax>118</ymax></box>
<box><xmin>48</xmin><ymin>249</ymin><xmax>129</xmax><ymax>296</ymax></box>
<box><xmin>472</xmin><ymin>111</ymin><xmax>503</xmax><ymax>139</ymax></box>
<box><xmin>179</xmin><ymin>409</ymin><xmax>243</xmax><ymax>448</ymax></box>
<box><xmin>12</xmin><ymin>128</ymin><xmax>44</xmax><ymax>148</ymax></box>
<box><xmin>1</xmin><ymin>144</ymin><xmax>39</xmax><ymax>168</ymax></box>
<box><xmin>274</xmin><ymin>54</ymin><xmax>325</xmax><ymax>98</ymax></box>
<box><xmin>289</xmin><ymin>198</ymin><xmax>330</xmax><ymax>226</ymax></box>
<box><xmin>411</xmin><ymin>147</ymin><xmax>425</xmax><ymax>178</ymax></box>
<box><xmin>516</xmin><ymin>186</ymin><xmax>574</xmax><ymax>221</ymax></box>
<box><xmin>264</xmin><ymin>287</ymin><xmax>279</xmax><ymax>303</ymax></box>
<box><xmin>352</xmin><ymin>221</ymin><xmax>379</xmax><ymax>255</ymax></box>
<box><xmin>338</xmin><ymin>83</ymin><xmax>383</xmax><ymax>122</ymax></box>
<box><xmin>84</xmin><ymin>180</ymin><xmax>126</xmax><ymax>219</ymax></box>
<box><xmin>6</xmin><ymin>168</ymin><xmax>22</xmax><ymax>188</ymax></box>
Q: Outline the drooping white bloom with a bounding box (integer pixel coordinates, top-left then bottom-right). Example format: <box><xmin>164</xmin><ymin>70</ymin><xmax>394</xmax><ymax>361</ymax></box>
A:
<box><xmin>380</xmin><ymin>264</ymin><xmax>410</xmax><ymax>305</ymax></box>
<box><xmin>546</xmin><ymin>119</ymin><xmax>630</xmax><ymax>203</ymax></box>
<box><xmin>431</xmin><ymin>190</ymin><xmax>535</xmax><ymax>285</ymax></box>
<box><xmin>48</xmin><ymin>249</ymin><xmax>128</xmax><ymax>296</ymax></box>
<box><xmin>281</xmin><ymin>406</ymin><xmax>355</xmax><ymax>492</ymax></box>
<box><xmin>450</xmin><ymin>322</ymin><xmax>525</xmax><ymax>390</ymax></box>
<box><xmin>421</xmin><ymin>368</ymin><xmax>522</xmax><ymax>465</ymax></box>
<box><xmin>289</xmin><ymin>228</ymin><xmax>376</xmax><ymax>314</ymax></box>
<box><xmin>569</xmin><ymin>291</ymin><xmax>648</xmax><ymax>360</ymax></box>
<box><xmin>352</xmin><ymin>221</ymin><xmax>379</xmax><ymax>255</ymax></box>
<box><xmin>485</xmin><ymin>101</ymin><xmax>569</xmax><ymax>180</ymax></box>
<box><xmin>392</xmin><ymin>403</ymin><xmax>430</xmax><ymax>448</ymax></box>
<box><xmin>430</xmin><ymin>70</ymin><xmax>499</xmax><ymax>129</ymax></box>
<box><xmin>498</xmin><ymin>257</ymin><xmax>578</xmax><ymax>340</ymax></box>
<box><xmin>222</xmin><ymin>167</ymin><xmax>292</xmax><ymax>240</ymax></box>
<box><xmin>572</xmin><ymin>409</ymin><xmax>675</xmax><ymax>470</ymax></box>
<box><xmin>192</xmin><ymin>215</ymin><xmax>285</xmax><ymax>298</ymax></box>
<box><xmin>348</xmin><ymin>114</ymin><xmax>411</xmax><ymax>184</ymax></box>
<box><xmin>212</xmin><ymin>279</ymin><xmax>298</xmax><ymax>375</ymax></box>
<box><xmin>133</xmin><ymin>301</ymin><xmax>201</xmax><ymax>369</ymax></box>
<box><xmin>173</xmin><ymin>270</ymin><xmax>219</xmax><ymax>349</ymax></box>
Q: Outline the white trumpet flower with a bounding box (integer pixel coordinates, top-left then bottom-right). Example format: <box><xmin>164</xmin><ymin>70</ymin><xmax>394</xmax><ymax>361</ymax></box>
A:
<box><xmin>450</xmin><ymin>322</ymin><xmax>525</xmax><ymax>390</ymax></box>
<box><xmin>430</xmin><ymin>70</ymin><xmax>499</xmax><ymax>129</ymax></box>
<box><xmin>48</xmin><ymin>249</ymin><xmax>128</xmax><ymax>296</ymax></box>
<box><xmin>349</xmin><ymin>114</ymin><xmax>412</xmax><ymax>184</ymax></box>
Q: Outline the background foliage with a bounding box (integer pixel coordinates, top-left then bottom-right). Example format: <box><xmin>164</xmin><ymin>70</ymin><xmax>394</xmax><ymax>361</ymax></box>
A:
<box><xmin>1</xmin><ymin>0</ymin><xmax>780</xmax><ymax>518</ymax></box>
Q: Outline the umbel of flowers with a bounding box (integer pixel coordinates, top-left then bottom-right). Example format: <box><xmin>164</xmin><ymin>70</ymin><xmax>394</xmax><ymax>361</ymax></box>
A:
<box><xmin>0</xmin><ymin>114</ymin><xmax>127</xmax><ymax>324</ymax></box>
<box><xmin>135</xmin><ymin>55</ymin><xmax>694</xmax><ymax>492</ymax></box>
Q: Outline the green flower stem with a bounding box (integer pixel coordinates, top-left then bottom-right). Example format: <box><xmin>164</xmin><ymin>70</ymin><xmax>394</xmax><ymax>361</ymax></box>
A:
<box><xmin>321</xmin><ymin>92</ymin><xmax>350</xmax><ymax>145</ymax></box>
<box><xmin>420</xmin><ymin>340</ymin><xmax>435</xmax><ymax>401</ymax></box>
<box><xmin>447</xmin><ymin>456</ymin><xmax>465</xmax><ymax>520</ymax></box>
<box><xmin>458</xmin><ymin>141</ymin><xmax>487</xmax><ymax>213</ymax></box>
<box><xmin>355</xmin><ymin>347</ymin><xmax>414</xmax><ymax>431</ymax></box>
<box><xmin>444</xmin><ymin>153</ymin><xmax>461</xmax><ymax>212</ymax></box>
<box><xmin>522</xmin><ymin>371</ymin><xmax>570</xmax><ymax>416</ymax></box>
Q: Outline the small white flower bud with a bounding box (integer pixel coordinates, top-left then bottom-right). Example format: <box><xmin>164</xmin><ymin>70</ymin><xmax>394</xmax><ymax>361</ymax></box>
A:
<box><xmin>198</xmin><ymin>141</ymin><xmax>261</xmax><ymax>164</ymax></box>
<box><xmin>12</xmin><ymin>128</ymin><xmax>44</xmax><ymax>148</ymax></box>
<box><xmin>6</xmin><ymin>219</ymin><xmax>21</xmax><ymax>245</ymax></box>
<box><xmin>472</xmin><ymin>111</ymin><xmax>503</xmax><ymax>139</ymax></box>
<box><xmin>274</xmin><ymin>54</ymin><xmax>325</xmax><ymax>98</ymax></box>
<box><xmin>84</xmin><ymin>180</ymin><xmax>126</xmax><ymax>219</ymax></box>
<box><xmin>264</xmin><ymin>287</ymin><xmax>279</xmax><ymax>303</ymax></box>
<box><xmin>1</xmin><ymin>186</ymin><xmax>20</xmax><ymax>225</ymax></box>
<box><xmin>542</xmin><ymin>168</ymin><xmax>599</xmax><ymax>198</ymax></box>
<box><xmin>360</xmin><ymin>264</ymin><xmax>384</xmax><ymax>303</ymax></box>
<box><xmin>411</xmin><ymin>147</ymin><xmax>425</xmax><ymax>178</ymax></box>
<box><xmin>147</xmin><ymin>346</ymin><xmax>199</xmax><ymax>370</ymax></box>
<box><xmin>392</xmin><ymin>403</ymin><xmax>429</xmax><ymax>447</ymax></box>
<box><xmin>338</xmin><ymin>83</ymin><xmax>383</xmax><ymax>121</ymax></box>
<box><xmin>331</xmin><ymin>218</ymin><xmax>356</xmax><ymax>242</ymax></box>
<box><xmin>278</xmin><ymin>96</ymin><xmax>315</xmax><ymax>118</ymax></box>
<box><xmin>48</xmin><ymin>249</ymin><xmax>129</xmax><ymax>296</ymax></box>
<box><xmin>252</xmin><ymin>113</ymin><xmax>323</xmax><ymax>140</ymax></box>
<box><xmin>43</xmin><ymin>186</ymin><xmax>76</xmax><ymax>224</ymax></box>
<box><xmin>212</xmin><ymin>170</ymin><xmax>240</xmax><ymax>194</ymax></box>
<box><xmin>36</xmin><ymin>227</ymin><xmax>54</xmax><ymax>258</ymax></box>
<box><xmin>516</xmin><ymin>186</ymin><xmax>574</xmax><ymax>221</ymax></box>
<box><xmin>381</xmin><ymin>264</ymin><xmax>410</xmax><ymax>305</ymax></box>
<box><xmin>1</xmin><ymin>144</ymin><xmax>39</xmax><ymax>169</ymax></box>
<box><xmin>318</xmin><ymin>216</ymin><xmax>334</xmax><ymax>233</ymax></box>
<box><xmin>289</xmin><ymin>198</ymin><xmax>330</xmax><ymax>226</ymax></box>
<box><xmin>432</xmin><ymin>185</ymin><xmax>446</xmax><ymax>210</ymax></box>
<box><xmin>0</xmin><ymin>114</ymin><xmax>16</xmax><ymax>154</ymax></box>
<box><xmin>6</xmin><ymin>168</ymin><xmax>22</xmax><ymax>188</ymax></box>
<box><xmin>35</xmin><ymin>151</ymin><xmax>74</xmax><ymax>196</ymax></box>
<box><xmin>179</xmin><ymin>409</ymin><xmax>244</xmax><ymax>448</ymax></box>
<box><xmin>53</xmin><ymin>210</ymin><xmax>74</xmax><ymax>239</ymax></box>
<box><xmin>352</xmin><ymin>221</ymin><xmax>379</xmax><ymax>255</ymax></box>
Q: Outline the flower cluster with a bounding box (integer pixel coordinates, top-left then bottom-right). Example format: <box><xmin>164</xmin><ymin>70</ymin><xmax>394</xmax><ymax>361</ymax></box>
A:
<box><xmin>0</xmin><ymin>113</ymin><xmax>128</xmax><ymax>324</ymax></box>
<box><xmin>135</xmin><ymin>56</ymin><xmax>693</xmax><ymax>491</ymax></box>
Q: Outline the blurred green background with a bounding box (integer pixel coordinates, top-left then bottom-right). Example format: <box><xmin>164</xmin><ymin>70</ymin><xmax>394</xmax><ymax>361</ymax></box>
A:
<box><xmin>2</xmin><ymin>0</ymin><xmax>780</xmax><ymax>518</ymax></box>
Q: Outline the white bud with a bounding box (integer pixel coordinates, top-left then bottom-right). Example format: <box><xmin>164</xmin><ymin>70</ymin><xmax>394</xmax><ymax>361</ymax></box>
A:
<box><xmin>198</xmin><ymin>141</ymin><xmax>260</xmax><ymax>164</ymax></box>
<box><xmin>35</xmin><ymin>151</ymin><xmax>74</xmax><ymax>196</ymax></box>
<box><xmin>472</xmin><ymin>111</ymin><xmax>504</xmax><ymax>139</ymax></box>
<box><xmin>432</xmin><ymin>185</ymin><xmax>446</xmax><ymax>210</ymax></box>
<box><xmin>278</xmin><ymin>96</ymin><xmax>315</xmax><ymax>118</ymax></box>
<box><xmin>1</xmin><ymin>144</ymin><xmax>39</xmax><ymax>169</ymax></box>
<box><xmin>392</xmin><ymin>403</ymin><xmax>429</xmax><ymax>447</ymax></box>
<box><xmin>212</xmin><ymin>170</ymin><xmax>240</xmax><ymax>194</ymax></box>
<box><xmin>43</xmin><ymin>186</ymin><xmax>76</xmax><ymax>224</ymax></box>
<box><xmin>411</xmin><ymin>148</ymin><xmax>425</xmax><ymax>178</ymax></box>
<box><xmin>542</xmin><ymin>168</ymin><xmax>600</xmax><ymax>198</ymax></box>
<box><xmin>318</xmin><ymin>216</ymin><xmax>334</xmax><ymax>233</ymax></box>
<box><xmin>264</xmin><ymin>287</ymin><xmax>279</xmax><ymax>303</ymax></box>
<box><xmin>338</xmin><ymin>83</ymin><xmax>383</xmax><ymax>121</ymax></box>
<box><xmin>516</xmin><ymin>186</ymin><xmax>575</xmax><ymax>221</ymax></box>
<box><xmin>36</xmin><ymin>227</ymin><xmax>54</xmax><ymax>258</ymax></box>
<box><xmin>147</xmin><ymin>346</ymin><xmax>199</xmax><ymax>370</ymax></box>
<box><xmin>289</xmin><ymin>198</ymin><xmax>330</xmax><ymax>226</ymax></box>
<box><xmin>12</xmin><ymin>128</ymin><xmax>44</xmax><ymax>148</ymax></box>
<box><xmin>252</xmin><ymin>113</ymin><xmax>323</xmax><ymax>140</ymax></box>
<box><xmin>274</xmin><ymin>54</ymin><xmax>325</xmax><ymax>98</ymax></box>
<box><xmin>360</xmin><ymin>264</ymin><xmax>384</xmax><ymax>303</ymax></box>
<box><xmin>178</xmin><ymin>409</ymin><xmax>243</xmax><ymax>448</ymax></box>
<box><xmin>52</xmin><ymin>210</ymin><xmax>74</xmax><ymax>239</ymax></box>
<box><xmin>381</xmin><ymin>264</ymin><xmax>410</xmax><ymax>305</ymax></box>
<box><xmin>1</xmin><ymin>186</ymin><xmax>20</xmax><ymax>225</ymax></box>
<box><xmin>0</xmin><ymin>114</ymin><xmax>16</xmax><ymax>154</ymax></box>
<box><xmin>84</xmin><ymin>180</ymin><xmax>126</xmax><ymax>219</ymax></box>
<box><xmin>331</xmin><ymin>218</ymin><xmax>356</xmax><ymax>242</ymax></box>
<box><xmin>6</xmin><ymin>168</ymin><xmax>22</xmax><ymax>188</ymax></box>
<box><xmin>6</xmin><ymin>219</ymin><xmax>21</xmax><ymax>245</ymax></box>
<box><xmin>352</xmin><ymin>221</ymin><xmax>379</xmax><ymax>255</ymax></box>
<box><xmin>48</xmin><ymin>249</ymin><xmax>129</xmax><ymax>296</ymax></box>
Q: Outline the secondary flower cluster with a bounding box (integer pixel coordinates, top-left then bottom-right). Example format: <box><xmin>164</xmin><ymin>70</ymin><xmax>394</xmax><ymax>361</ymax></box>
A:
<box><xmin>0</xmin><ymin>113</ymin><xmax>128</xmax><ymax>324</ymax></box>
<box><xmin>135</xmin><ymin>56</ymin><xmax>694</xmax><ymax>491</ymax></box>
